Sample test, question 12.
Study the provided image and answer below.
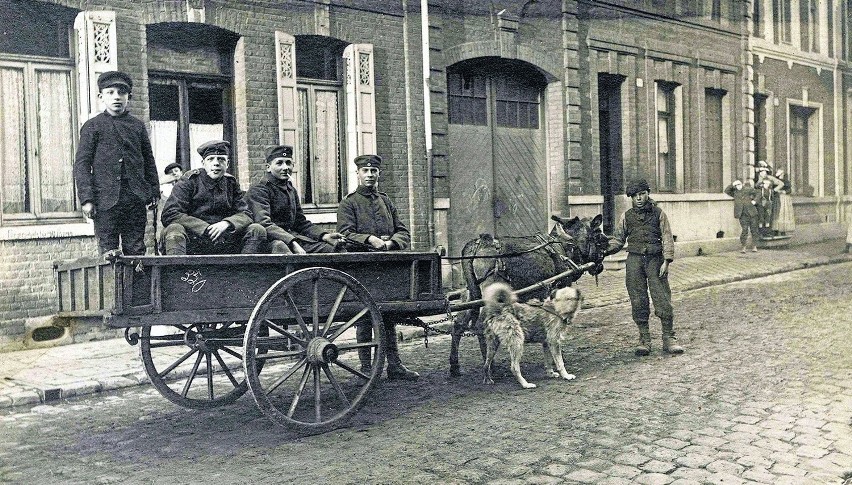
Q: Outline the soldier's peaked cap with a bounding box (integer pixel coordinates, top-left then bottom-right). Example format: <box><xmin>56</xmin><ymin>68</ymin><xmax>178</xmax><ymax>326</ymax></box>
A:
<box><xmin>265</xmin><ymin>145</ymin><xmax>293</xmax><ymax>163</ymax></box>
<box><xmin>97</xmin><ymin>71</ymin><xmax>133</xmax><ymax>91</ymax></box>
<box><xmin>625</xmin><ymin>178</ymin><xmax>650</xmax><ymax>196</ymax></box>
<box><xmin>197</xmin><ymin>140</ymin><xmax>230</xmax><ymax>158</ymax></box>
<box><xmin>354</xmin><ymin>154</ymin><xmax>382</xmax><ymax>168</ymax></box>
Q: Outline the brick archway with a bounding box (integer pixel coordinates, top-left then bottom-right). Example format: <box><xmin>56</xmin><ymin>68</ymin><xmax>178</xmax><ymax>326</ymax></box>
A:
<box><xmin>443</xmin><ymin>41</ymin><xmax>561</xmax><ymax>83</ymax></box>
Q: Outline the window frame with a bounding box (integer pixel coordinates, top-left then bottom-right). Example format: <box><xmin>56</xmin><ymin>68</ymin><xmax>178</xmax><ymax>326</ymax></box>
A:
<box><xmin>296</xmin><ymin>79</ymin><xmax>346</xmax><ymax>210</ymax></box>
<box><xmin>0</xmin><ymin>55</ymin><xmax>79</xmax><ymax>226</ymax></box>
<box><xmin>655</xmin><ymin>81</ymin><xmax>679</xmax><ymax>193</ymax></box>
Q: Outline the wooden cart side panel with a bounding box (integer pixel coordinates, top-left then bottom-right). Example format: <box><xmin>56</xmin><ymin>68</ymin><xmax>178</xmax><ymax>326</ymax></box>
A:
<box><xmin>54</xmin><ymin>258</ymin><xmax>114</xmax><ymax>317</ymax></box>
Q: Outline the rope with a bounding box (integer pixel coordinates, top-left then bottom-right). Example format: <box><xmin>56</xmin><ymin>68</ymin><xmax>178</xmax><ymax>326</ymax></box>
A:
<box><xmin>442</xmin><ymin>239</ymin><xmax>570</xmax><ymax>261</ymax></box>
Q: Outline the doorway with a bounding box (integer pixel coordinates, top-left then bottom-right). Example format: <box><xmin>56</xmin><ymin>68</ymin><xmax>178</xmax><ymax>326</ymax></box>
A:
<box><xmin>446</xmin><ymin>58</ymin><xmax>548</xmax><ymax>256</ymax></box>
<box><xmin>598</xmin><ymin>74</ymin><xmax>624</xmax><ymax>234</ymax></box>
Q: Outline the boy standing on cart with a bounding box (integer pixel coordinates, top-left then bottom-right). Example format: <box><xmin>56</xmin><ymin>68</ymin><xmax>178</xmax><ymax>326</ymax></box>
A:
<box><xmin>606</xmin><ymin>178</ymin><xmax>684</xmax><ymax>356</ymax></box>
<box><xmin>73</xmin><ymin>71</ymin><xmax>160</xmax><ymax>256</ymax></box>
<box><xmin>337</xmin><ymin>154</ymin><xmax>418</xmax><ymax>381</ymax></box>
<box><xmin>160</xmin><ymin>140</ymin><xmax>266</xmax><ymax>255</ymax></box>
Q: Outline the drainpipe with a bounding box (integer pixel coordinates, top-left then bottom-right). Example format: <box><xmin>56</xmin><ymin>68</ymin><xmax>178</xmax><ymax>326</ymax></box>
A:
<box><xmin>421</xmin><ymin>0</ymin><xmax>435</xmax><ymax>247</ymax></box>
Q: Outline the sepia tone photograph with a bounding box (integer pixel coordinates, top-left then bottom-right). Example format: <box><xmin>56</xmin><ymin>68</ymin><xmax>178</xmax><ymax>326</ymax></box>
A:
<box><xmin>1</xmin><ymin>0</ymin><xmax>851</xmax><ymax>483</ymax></box>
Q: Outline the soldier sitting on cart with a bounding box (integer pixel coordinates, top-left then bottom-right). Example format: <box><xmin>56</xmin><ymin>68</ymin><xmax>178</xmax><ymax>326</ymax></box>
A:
<box><xmin>337</xmin><ymin>154</ymin><xmax>418</xmax><ymax>381</ymax></box>
<box><xmin>160</xmin><ymin>140</ymin><xmax>266</xmax><ymax>255</ymax></box>
<box><xmin>246</xmin><ymin>145</ymin><xmax>343</xmax><ymax>254</ymax></box>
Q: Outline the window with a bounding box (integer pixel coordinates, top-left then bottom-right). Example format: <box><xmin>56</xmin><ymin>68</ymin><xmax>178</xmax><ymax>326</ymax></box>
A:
<box><xmin>448</xmin><ymin>72</ymin><xmax>487</xmax><ymax>126</ymax></box>
<box><xmin>296</xmin><ymin>36</ymin><xmax>347</xmax><ymax>208</ymax></box>
<box><xmin>495</xmin><ymin>77</ymin><xmax>540</xmax><ymax>129</ymax></box>
<box><xmin>709</xmin><ymin>0</ymin><xmax>722</xmax><ymax>21</ymax></box>
<box><xmin>790</xmin><ymin>105</ymin><xmax>817</xmax><ymax>196</ymax></box>
<box><xmin>703</xmin><ymin>89</ymin><xmax>725</xmax><ymax>193</ymax></box>
<box><xmin>655</xmin><ymin>82</ymin><xmax>679</xmax><ymax>192</ymax></box>
<box><xmin>773</xmin><ymin>0</ymin><xmax>792</xmax><ymax>43</ymax></box>
<box><xmin>800</xmin><ymin>0</ymin><xmax>820</xmax><ymax>52</ymax></box>
<box><xmin>149</xmin><ymin>75</ymin><xmax>230</xmax><ymax>172</ymax></box>
<box><xmin>0</xmin><ymin>1</ymin><xmax>78</xmax><ymax>224</ymax></box>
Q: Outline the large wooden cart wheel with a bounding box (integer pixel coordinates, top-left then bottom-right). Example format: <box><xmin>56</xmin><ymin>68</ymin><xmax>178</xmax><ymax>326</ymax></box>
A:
<box><xmin>140</xmin><ymin>321</ymin><xmax>263</xmax><ymax>409</ymax></box>
<box><xmin>244</xmin><ymin>267</ymin><xmax>384</xmax><ymax>433</ymax></box>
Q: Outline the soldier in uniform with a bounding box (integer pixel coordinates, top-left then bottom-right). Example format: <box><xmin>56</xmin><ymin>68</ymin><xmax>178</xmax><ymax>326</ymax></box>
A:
<box><xmin>160</xmin><ymin>162</ymin><xmax>183</xmax><ymax>201</ymax></box>
<box><xmin>160</xmin><ymin>140</ymin><xmax>266</xmax><ymax>255</ymax></box>
<box><xmin>337</xmin><ymin>154</ymin><xmax>418</xmax><ymax>380</ymax></box>
<box><xmin>606</xmin><ymin>178</ymin><xmax>684</xmax><ymax>356</ymax></box>
<box><xmin>246</xmin><ymin>145</ymin><xmax>343</xmax><ymax>253</ymax></box>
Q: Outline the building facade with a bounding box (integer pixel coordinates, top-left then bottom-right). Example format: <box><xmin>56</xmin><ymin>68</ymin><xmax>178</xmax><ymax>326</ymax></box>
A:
<box><xmin>0</xmin><ymin>0</ymin><xmax>849</xmax><ymax>350</ymax></box>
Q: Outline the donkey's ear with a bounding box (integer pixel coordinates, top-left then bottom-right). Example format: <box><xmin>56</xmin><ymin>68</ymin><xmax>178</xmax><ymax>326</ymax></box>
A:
<box><xmin>591</xmin><ymin>214</ymin><xmax>603</xmax><ymax>228</ymax></box>
<box><xmin>551</xmin><ymin>214</ymin><xmax>567</xmax><ymax>224</ymax></box>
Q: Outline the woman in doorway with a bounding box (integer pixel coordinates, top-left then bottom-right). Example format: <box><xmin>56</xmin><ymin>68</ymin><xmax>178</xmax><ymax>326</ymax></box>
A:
<box><xmin>771</xmin><ymin>167</ymin><xmax>795</xmax><ymax>236</ymax></box>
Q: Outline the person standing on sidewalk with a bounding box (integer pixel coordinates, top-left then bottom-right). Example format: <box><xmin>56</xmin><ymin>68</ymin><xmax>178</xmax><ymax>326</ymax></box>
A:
<box><xmin>337</xmin><ymin>154</ymin><xmax>418</xmax><ymax>380</ymax></box>
<box><xmin>605</xmin><ymin>178</ymin><xmax>684</xmax><ymax>356</ymax></box>
<box><xmin>724</xmin><ymin>179</ymin><xmax>759</xmax><ymax>252</ymax></box>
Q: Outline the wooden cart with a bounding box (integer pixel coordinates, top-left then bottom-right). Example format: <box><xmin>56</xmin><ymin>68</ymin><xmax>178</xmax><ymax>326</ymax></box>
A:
<box><xmin>55</xmin><ymin>252</ymin><xmax>446</xmax><ymax>433</ymax></box>
<box><xmin>55</xmin><ymin>252</ymin><xmax>594</xmax><ymax>433</ymax></box>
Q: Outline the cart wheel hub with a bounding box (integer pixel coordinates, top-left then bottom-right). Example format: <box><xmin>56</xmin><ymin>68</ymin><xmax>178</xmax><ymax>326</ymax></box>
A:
<box><xmin>306</xmin><ymin>338</ymin><xmax>338</xmax><ymax>364</ymax></box>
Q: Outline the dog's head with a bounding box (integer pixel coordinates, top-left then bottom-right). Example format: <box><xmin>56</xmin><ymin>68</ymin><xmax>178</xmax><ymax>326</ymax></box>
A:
<box><xmin>548</xmin><ymin>286</ymin><xmax>582</xmax><ymax>320</ymax></box>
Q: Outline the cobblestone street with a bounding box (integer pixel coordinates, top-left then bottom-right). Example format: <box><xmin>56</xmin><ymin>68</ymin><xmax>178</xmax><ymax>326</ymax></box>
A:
<box><xmin>2</xmin><ymin>262</ymin><xmax>851</xmax><ymax>484</ymax></box>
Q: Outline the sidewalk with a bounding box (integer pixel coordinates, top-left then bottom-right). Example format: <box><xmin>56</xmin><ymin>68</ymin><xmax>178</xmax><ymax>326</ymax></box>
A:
<box><xmin>2</xmin><ymin>239</ymin><xmax>850</xmax><ymax>409</ymax></box>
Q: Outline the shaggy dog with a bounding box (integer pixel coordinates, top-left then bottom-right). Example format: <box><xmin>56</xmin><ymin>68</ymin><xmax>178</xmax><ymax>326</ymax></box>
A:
<box><xmin>481</xmin><ymin>282</ymin><xmax>582</xmax><ymax>389</ymax></box>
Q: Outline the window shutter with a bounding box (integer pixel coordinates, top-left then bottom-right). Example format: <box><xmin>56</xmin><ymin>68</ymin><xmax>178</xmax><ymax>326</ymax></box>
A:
<box><xmin>343</xmin><ymin>43</ymin><xmax>376</xmax><ymax>194</ymax></box>
<box><xmin>275</xmin><ymin>31</ymin><xmax>299</xmax><ymax>189</ymax></box>
<box><xmin>74</xmin><ymin>11</ymin><xmax>117</xmax><ymax>123</ymax></box>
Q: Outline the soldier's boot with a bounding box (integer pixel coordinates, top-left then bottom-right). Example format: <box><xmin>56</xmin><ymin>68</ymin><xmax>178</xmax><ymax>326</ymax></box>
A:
<box><xmin>356</xmin><ymin>323</ymin><xmax>373</xmax><ymax>375</ymax></box>
<box><xmin>384</xmin><ymin>321</ymin><xmax>419</xmax><ymax>381</ymax></box>
<box><xmin>661</xmin><ymin>319</ymin><xmax>685</xmax><ymax>354</ymax></box>
<box><xmin>635</xmin><ymin>321</ymin><xmax>651</xmax><ymax>356</ymax></box>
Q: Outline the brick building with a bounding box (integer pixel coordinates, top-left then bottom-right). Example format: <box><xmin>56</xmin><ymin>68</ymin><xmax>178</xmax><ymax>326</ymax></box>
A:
<box><xmin>0</xmin><ymin>0</ymin><xmax>850</xmax><ymax>350</ymax></box>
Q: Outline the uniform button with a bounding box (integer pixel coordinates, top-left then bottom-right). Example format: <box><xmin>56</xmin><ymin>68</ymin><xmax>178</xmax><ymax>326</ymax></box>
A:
<box><xmin>119</xmin><ymin>158</ymin><xmax>123</xmax><ymax>162</ymax></box>
<box><xmin>116</xmin><ymin>176</ymin><xmax>121</xmax><ymax>180</ymax></box>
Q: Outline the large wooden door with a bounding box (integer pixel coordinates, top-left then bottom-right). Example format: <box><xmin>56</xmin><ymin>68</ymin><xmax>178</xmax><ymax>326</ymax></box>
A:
<box><xmin>446</xmin><ymin>62</ymin><xmax>546</xmax><ymax>256</ymax></box>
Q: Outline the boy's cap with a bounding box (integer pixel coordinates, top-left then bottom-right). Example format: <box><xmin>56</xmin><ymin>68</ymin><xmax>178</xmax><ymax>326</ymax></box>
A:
<box><xmin>354</xmin><ymin>154</ymin><xmax>382</xmax><ymax>169</ymax></box>
<box><xmin>625</xmin><ymin>178</ymin><xmax>650</xmax><ymax>196</ymax></box>
<box><xmin>197</xmin><ymin>140</ymin><xmax>230</xmax><ymax>158</ymax></box>
<box><xmin>265</xmin><ymin>145</ymin><xmax>293</xmax><ymax>162</ymax></box>
<box><xmin>163</xmin><ymin>162</ymin><xmax>182</xmax><ymax>175</ymax></box>
<box><xmin>97</xmin><ymin>71</ymin><xmax>132</xmax><ymax>91</ymax></box>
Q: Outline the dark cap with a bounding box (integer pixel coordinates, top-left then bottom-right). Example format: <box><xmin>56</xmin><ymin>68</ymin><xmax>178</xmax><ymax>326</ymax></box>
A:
<box><xmin>97</xmin><ymin>71</ymin><xmax>132</xmax><ymax>91</ymax></box>
<box><xmin>197</xmin><ymin>140</ymin><xmax>231</xmax><ymax>159</ymax></box>
<box><xmin>265</xmin><ymin>145</ymin><xmax>293</xmax><ymax>163</ymax></box>
<box><xmin>354</xmin><ymin>154</ymin><xmax>382</xmax><ymax>169</ymax></box>
<box><xmin>625</xmin><ymin>178</ymin><xmax>650</xmax><ymax>197</ymax></box>
<box><xmin>163</xmin><ymin>162</ymin><xmax>182</xmax><ymax>175</ymax></box>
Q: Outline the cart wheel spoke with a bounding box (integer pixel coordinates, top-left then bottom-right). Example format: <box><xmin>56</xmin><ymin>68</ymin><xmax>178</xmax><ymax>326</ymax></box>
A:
<box><xmin>322</xmin><ymin>364</ymin><xmax>350</xmax><ymax>407</ymax></box>
<box><xmin>213</xmin><ymin>350</ymin><xmax>240</xmax><ymax>388</ymax></box>
<box><xmin>322</xmin><ymin>286</ymin><xmax>348</xmax><ymax>337</ymax></box>
<box><xmin>157</xmin><ymin>348</ymin><xmax>197</xmax><ymax>378</ymax></box>
<box><xmin>244</xmin><ymin>267</ymin><xmax>385</xmax><ymax>433</ymax></box>
<box><xmin>333</xmin><ymin>360</ymin><xmax>370</xmax><ymax>380</ymax></box>
<box><xmin>140</xmin><ymin>322</ymin><xmax>252</xmax><ymax>410</ymax></box>
<box><xmin>327</xmin><ymin>307</ymin><xmax>370</xmax><ymax>342</ymax></box>
<box><xmin>314</xmin><ymin>365</ymin><xmax>322</xmax><ymax>422</ymax></box>
<box><xmin>266</xmin><ymin>358</ymin><xmax>307</xmax><ymax>395</ymax></box>
<box><xmin>262</xmin><ymin>319</ymin><xmax>306</xmax><ymax>347</ymax></box>
<box><xmin>284</xmin><ymin>292</ymin><xmax>312</xmax><ymax>338</ymax></box>
<box><xmin>181</xmin><ymin>351</ymin><xmax>205</xmax><ymax>398</ymax></box>
<box><xmin>287</xmin><ymin>364</ymin><xmax>313</xmax><ymax>418</ymax></box>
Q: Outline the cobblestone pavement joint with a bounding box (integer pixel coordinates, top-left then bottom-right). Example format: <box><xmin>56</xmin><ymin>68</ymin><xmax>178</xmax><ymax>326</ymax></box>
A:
<box><xmin>1</xmin><ymin>239</ymin><xmax>850</xmax><ymax>411</ymax></box>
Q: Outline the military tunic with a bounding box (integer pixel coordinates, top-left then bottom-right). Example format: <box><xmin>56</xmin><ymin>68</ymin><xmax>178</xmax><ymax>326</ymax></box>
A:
<box><xmin>160</xmin><ymin>169</ymin><xmax>263</xmax><ymax>254</ymax></box>
<box><xmin>336</xmin><ymin>186</ymin><xmax>410</xmax><ymax>250</ymax></box>
<box><xmin>246</xmin><ymin>173</ymin><xmax>328</xmax><ymax>246</ymax></box>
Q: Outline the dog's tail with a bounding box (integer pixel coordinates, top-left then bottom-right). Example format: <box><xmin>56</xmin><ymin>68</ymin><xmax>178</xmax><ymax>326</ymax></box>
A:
<box><xmin>482</xmin><ymin>282</ymin><xmax>517</xmax><ymax>311</ymax></box>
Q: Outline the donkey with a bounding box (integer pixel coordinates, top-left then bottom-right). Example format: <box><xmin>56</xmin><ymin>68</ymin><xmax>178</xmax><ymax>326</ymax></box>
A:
<box><xmin>448</xmin><ymin>214</ymin><xmax>608</xmax><ymax>377</ymax></box>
